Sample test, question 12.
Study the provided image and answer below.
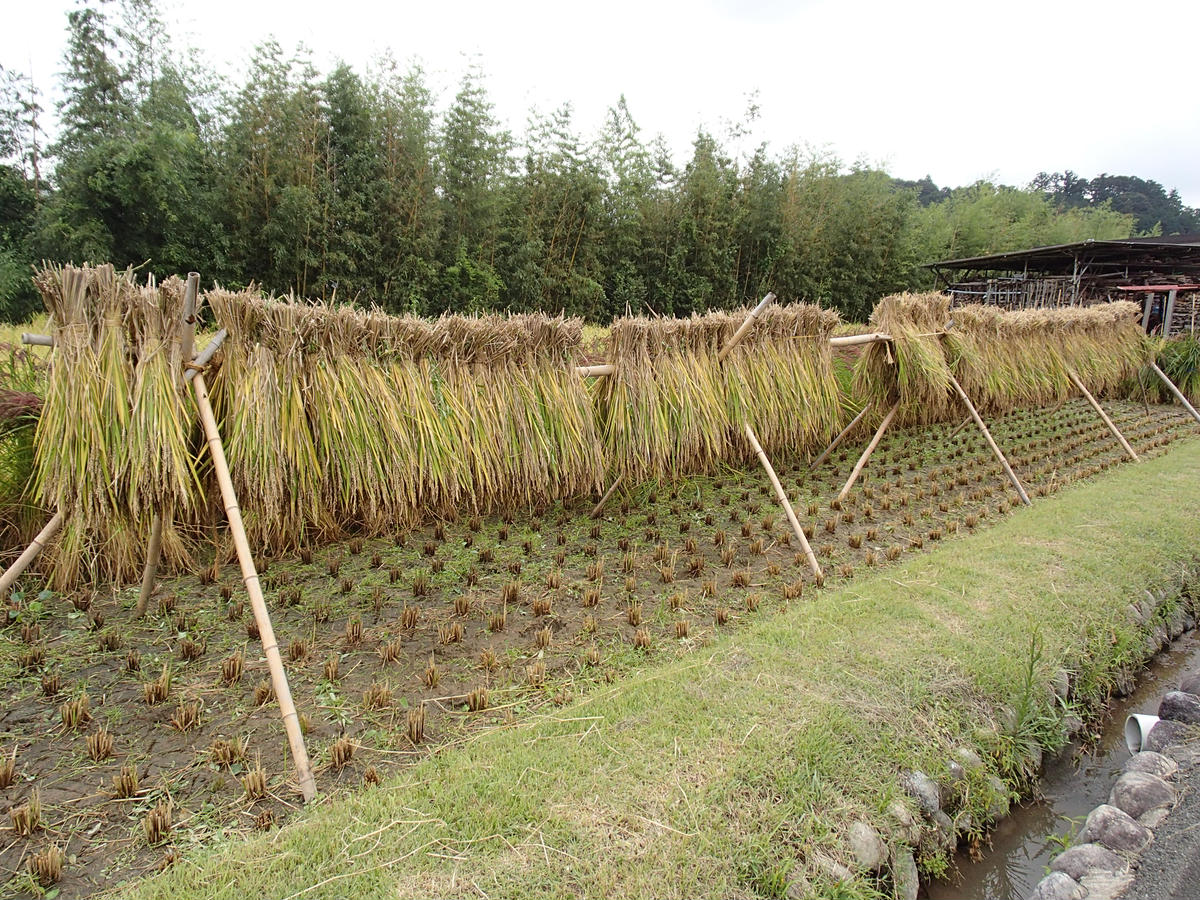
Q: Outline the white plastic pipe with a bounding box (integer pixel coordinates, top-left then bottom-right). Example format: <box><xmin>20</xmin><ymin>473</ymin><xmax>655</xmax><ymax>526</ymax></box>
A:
<box><xmin>1125</xmin><ymin>713</ymin><xmax>1159</xmax><ymax>754</ymax></box>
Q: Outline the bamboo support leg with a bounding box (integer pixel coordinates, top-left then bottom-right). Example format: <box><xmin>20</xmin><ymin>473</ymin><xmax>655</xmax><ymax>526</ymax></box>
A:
<box><xmin>192</xmin><ymin>371</ymin><xmax>317</xmax><ymax>801</ymax></box>
<box><xmin>0</xmin><ymin>512</ymin><xmax>64</xmax><ymax>598</ymax></box>
<box><xmin>837</xmin><ymin>403</ymin><xmax>899</xmax><ymax>502</ymax></box>
<box><xmin>745</xmin><ymin>425</ymin><xmax>822</xmax><ymax>581</ymax></box>
<box><xmin>717</xmin><ymin>292</ymin><xmax>775</xmax><ymax>363</ymax></box>
<box><xmin>810</xmin><ymin>403</ymin><xmax>871</xmax><ymax>469</ymax></box>
<box><xmin>134</xmin><ymin>515</ymin><xmax>165</xmax><ymax>618</ymax></box>
<box><xmin>1150</xmin><ymin>362</ymin><xmax>1200</xmax><ymax>425</ymax></box>
<box><xmin>949</xmin><ymin>415</ymin><xmax>972</xmax><ymax>439</ymax></box>
<box><xmin>590</xmin><ymin>474</ymin><xmax>626</xmax><ymax>519</ymax></box>
<box><xmin>1068</xmin><ymin>370</ymin><xmax>1139</xmax><ymax>462</ymax></box>
<box><xmin>948</xmin><ymin>375</ymin><xmax>1031</xmax><ymax>507</ymax></box>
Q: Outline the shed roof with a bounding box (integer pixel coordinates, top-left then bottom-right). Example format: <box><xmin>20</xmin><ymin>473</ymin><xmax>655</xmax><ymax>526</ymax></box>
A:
<box><xmin>927</xmin><ymin>235</ymin><xmax>1200</xmax><ymax>277</ymax></box>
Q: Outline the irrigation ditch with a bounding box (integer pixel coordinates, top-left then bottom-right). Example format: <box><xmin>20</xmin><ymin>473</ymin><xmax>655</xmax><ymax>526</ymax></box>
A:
<box><xmin>928</xmin><ymin>602</ymin><xmax>1200</xmax><ymax>900</ymax></box>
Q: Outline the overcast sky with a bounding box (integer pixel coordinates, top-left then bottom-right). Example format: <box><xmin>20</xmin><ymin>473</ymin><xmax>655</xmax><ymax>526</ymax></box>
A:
<box><xmin>4</xmin><ymin>0</ymin><xmax>1199</xmax><ymax>206</ymax></box>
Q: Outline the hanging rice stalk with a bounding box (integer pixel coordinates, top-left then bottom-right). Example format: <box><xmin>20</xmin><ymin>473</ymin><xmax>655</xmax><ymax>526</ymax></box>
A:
<box><xmin>944</xmin><ymin>301</ymin><xmax>1148</xmax><ymax>415</ymax></box>
<box><xmin>31</xmin><ymin>265</ymin><xmax>200</xmax><ymax>587</ymax></box>
<box><xmin>596</xmin><ymin>304</ymin><xmax>841</xmax><ymax>483</ymax></box>
<box><xmin>852</xmin><ymin>292</ymin><xmax>954</xmax><ymax>427</ymax></box>
<box><xmin>207</xmin><ymin>293</ymin><xmax>603</xmax><ymax>553</ymax></box>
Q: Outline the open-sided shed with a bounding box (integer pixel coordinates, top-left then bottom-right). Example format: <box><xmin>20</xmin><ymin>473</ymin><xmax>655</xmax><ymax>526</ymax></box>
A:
<box><xmin>928</xmin><ymin>235</ymin><xmax>1200</xmax><ymax>335</ymax></box>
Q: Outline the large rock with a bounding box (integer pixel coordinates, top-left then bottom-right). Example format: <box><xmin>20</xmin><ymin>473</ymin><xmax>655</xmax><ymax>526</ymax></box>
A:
<box><xmin>1028</xmin><ymin>870</ymin><xmax>1086</xmax><ymax>900</ymax></box>
<box><xmin>900</xmin><ymin>770</ymin><xmax>940</xmax><ymax>814</ymax></box>
<box><xmin>1050</xmin><ymin>669</ymin><xmax>1071</xmax><ymax>700</ymax></box>
<box><xmin>985</xmin><ymin>774</ymin><xmax>1011</xmax><ymax>820</ymax></box>
<box><xmin>890</xmin><ymin>848</ymin><xmax>919</xmax><ymax>900</ymax></box>
<box><xmin>1049</xmin><ymin>842</ymin><xmax>1126</xmax><ymax>881</ymax></box>
<box><xmin>1123</xmin><ymin>750</ymin><xmax>1178</xmax><ymax>779</ymax></box>
<box><xmin>1159</xmin><ymin>690</ymin><xmax>1200</xmax><ymax>725</ymax></box>
<box><xmin>846</xmin><ymin>821</ymin><xmax>886</xmax><ymax>872</ymax></box>
<box><xmin>1145</xmin><ymin>718</ymin><xmax>1189</xmax><ymax>752</ymax></box>
<box><xmin>886</xmin><ymin>799</ymin><xmax>921</xmax><ymax>845</ymax></box>
<box><xmin>1078</xmin><ymin>871</ymin><xmax>1135</xmax><ymax>900</ymax></box>
<box><xmin>1079</xmin><ymin>804</ymin><xmax>1153</xmax><ymax>854</ymax></box>
<box><xmin>1109</xmin><ymin>771</ymin><xmax>1175</xmax><ymax>819</ymax></box>
<box><xmin>1179</xmin><ymin>670</ymin><xmax>1200</xmax><ymax>696</ymax></box>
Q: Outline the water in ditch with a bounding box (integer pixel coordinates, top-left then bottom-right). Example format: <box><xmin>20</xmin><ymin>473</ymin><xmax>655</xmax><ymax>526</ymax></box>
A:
<box><xmin>926</xmin><ymin>629</ymin><xmax>1200</xmax><ymax>900</ymax></box>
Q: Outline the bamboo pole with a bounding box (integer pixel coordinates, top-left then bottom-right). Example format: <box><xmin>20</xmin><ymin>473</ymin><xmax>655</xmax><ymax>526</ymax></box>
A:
<box><xmin>717</xmin><ymin>292</ymin><xmax>775</xmax><ymax>363</ymax></box>
<box><xmin>576</xmin><ymin>364</ymin><xmax>615</xmax><ymax>377</ymax></box>
<box><xmin>1149</xmin><ymin>361</ymin><xmax>1200</xmax><ymax>425</ymax></box>
<box><xmin>949</xmin><ymin>415</ymin><xmax>973</xmax><ymax>438</ymax></box>
<box><xmin>948</xmin><ymin>374</ymin><xmax>1031</xmax><ymax>506</ymax></box>
<box><xmin>828</xmin><ymin>332</ymin><xmax>893</xmax><ymax>347</ymax></box>
<box><xmin>134</xmin><ymin>515</ymin><xmax>165</xmax><ymax>618</ymax></box>
<box><xmin>135</xmin><ymin>274</ymin><xmax>199</xmax><ymax>619</ymax></box>
<box><xmin>191</xmin><ymin>370</ymin><xmax>317</xmax><ymax>801</ymax></box>
<box><xmin>590</xmin><ymin>474</ymin><xmax>626</xmax><ymax>519</ymax></box>
<box><xmin>1067</xmin><ymin>370</ymin><xmax>1139</xmax><ymax>462</ymax></box>
<box><xmin>0</xmin><ymin>511</ymin><xmax>64</xmax><ymax>598</ymax></box>
<box><xmin>745</xmin><ymin>425</ymin><xmax>822</xmax><ymax>581</ymax></box>
<box><xmin>837</xmin><ymin>402</ymin><xmax>899</xmax><ymax>502</ymax></box>
<box><xmin>810</xmin><ymin>403</ymin><xmax>872</xmax><ymax>469</ymax></box>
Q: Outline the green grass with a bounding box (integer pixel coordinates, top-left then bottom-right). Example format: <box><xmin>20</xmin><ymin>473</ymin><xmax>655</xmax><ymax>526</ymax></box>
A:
<box><xmin>119</xmin><ymin>440</ymin><xmax>1200</xmax><ymax>900</ymax></box>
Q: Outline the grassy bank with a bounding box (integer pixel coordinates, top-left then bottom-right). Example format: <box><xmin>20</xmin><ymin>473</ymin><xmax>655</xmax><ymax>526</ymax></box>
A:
<box><xmin>121</xmin><ymin>440</ymin><xmax>1200</xmax><ymax>900</ymax></box>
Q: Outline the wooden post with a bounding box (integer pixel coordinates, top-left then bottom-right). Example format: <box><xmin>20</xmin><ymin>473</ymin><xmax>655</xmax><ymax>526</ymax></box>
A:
<box><xmin>0</xmin><ymin>512</ymin><xmax>64</xmax><ymax>598</ymax></box>
<box><xmin>810</xmin><ymin>403</ymin><xmax>871</xmax><ymax>469</ymax></box>
<box><xmin>745</xmin><ymin>425</ymin><xmax>822</xmax><ymax>581</ymax></box>
<box><xmin>191</xmin><ymin>369</ymin><xmax>317</xmax><ymax>801</ymax></box>
<box><xmin>948</xmin><ymin>375</ymin><xmax>1031</xmax><ymax>507</ymax></box>
<box><xmin>1067</xmin><ymin>370</ymin><xmax>1139</xmax><ymax>462</ymax></box>
<box><xmin>590</xmin><ymin>473</ymin><xmax>626</xmax><ymax>519</ymax></box>
<box><xmin>717</xmin><ymin>293</ymin><xmax>775</xmax><ymax>363</ymax></box>
<box><xmin>135</xmin><ymin>273</ymin><xmax>199</xmax><ymax>619</ymax></box>
<box><xmin>837</xmin><ymin>402</ymin><xmax>899</xmax><ymax>502</ymax></box>
<box><xmin>1149</xmin><ymin>361</ymin><xmax>1200</xmax><ymax>425</ymax></box>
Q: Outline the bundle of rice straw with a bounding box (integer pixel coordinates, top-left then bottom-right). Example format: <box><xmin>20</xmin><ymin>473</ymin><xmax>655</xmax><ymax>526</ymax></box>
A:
<box><xmin>944</xmin><ymin>301</ymin><xmax>1149</xmax><ymax>414</ymax></box>
<box><xmin>852</xmin><ymin>292</ymin><xmax>954</xmax><ymax>427</ymax></box>
<box><xmin>32</xmin><ymin>264</ymin><xmax>199</xmax><ymax>587</ymax></box>
<box><xmin>208</xmin><ymin>292</ymin><xmax>603</xmax><ymax>553</ymax></box>
<box><xmin>596</xmin><ymin>303</ymin><xmax>841</xmax><ymax>483</ymax></box>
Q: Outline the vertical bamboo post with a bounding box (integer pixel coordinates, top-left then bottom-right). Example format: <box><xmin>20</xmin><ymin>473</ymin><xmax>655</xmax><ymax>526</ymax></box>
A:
<box><xmin>133</xmin><ymin>516</ymin><xmax>165</xmax><ymax>618</ymax></box>
<box><xmin>948</xmin><ymin>374</ymin><xmax>1031</xmax><ymax>506</ymax></box>
<box><xmin>810</xmin><ymin>403</ymin><xmax>871</xmax><ymax>469</ymax></box>
<box><xmin>1067</xmin><ymin>370</ymin><xmax>1139</xmax><ymax>462</ymax></box>
<box><xmin>1149</xmin><ymin>362</ymin><xmax>1200</xmax><ymax>425</ymax></box>
<box><xmin>745</xmin><ymin>425</ymin><xmax>822</xmax><ymax>581</ymax></box>
<box><xmin>837</xmin><ymin>402</ymin><xmax>899</xmax><ymax>502</ymax></box>
<box><xmin>0</xmin><ymin>512</ymin><xmax>64</xmax><ymax>598</ymax></box>
<box><xmin>135</xmin><ymin>273</ymin><xmax>199</xmax><ymax>618</ymax></box>
<box><xmin>191</xmin><ymin>369</ymin><xmax>317</xmax><ymax>801</ymax></box>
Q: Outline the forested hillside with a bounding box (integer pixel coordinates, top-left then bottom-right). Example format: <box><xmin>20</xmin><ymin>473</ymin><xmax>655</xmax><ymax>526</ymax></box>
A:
<box><xmin>3</xmin><ymin>1</ymin><xmax>1191</xmax><ymax>323</ymax></box>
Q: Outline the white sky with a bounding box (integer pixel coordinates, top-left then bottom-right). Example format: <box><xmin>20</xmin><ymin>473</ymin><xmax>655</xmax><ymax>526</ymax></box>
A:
<box><xmin>4</xmin><ymin>0</ymin><xmax>1200</xmax><ymax>207</ymax></box>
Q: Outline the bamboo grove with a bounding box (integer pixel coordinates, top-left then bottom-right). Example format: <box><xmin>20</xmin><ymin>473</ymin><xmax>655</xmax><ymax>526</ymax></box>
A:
<box><xmin>18</xmin><ymin>264</ymin><xmax>1163</xmax><ymax>588</ymax></box>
